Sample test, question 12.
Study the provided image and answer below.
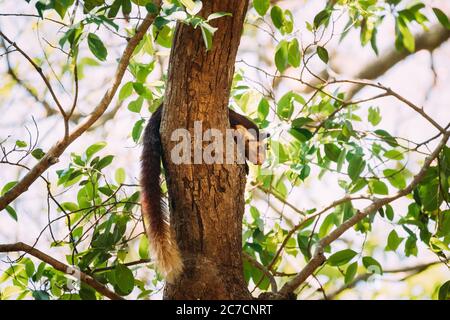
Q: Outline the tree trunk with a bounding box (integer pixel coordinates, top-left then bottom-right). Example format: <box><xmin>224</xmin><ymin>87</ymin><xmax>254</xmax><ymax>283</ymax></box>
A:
<box><xmin>160</xmin><ymin>0</ymin><xmax>251</xmax><ymax>299</ymax></box>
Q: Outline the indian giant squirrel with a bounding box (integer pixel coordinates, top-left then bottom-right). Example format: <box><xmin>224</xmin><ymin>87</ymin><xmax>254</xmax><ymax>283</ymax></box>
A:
<box><xmin>140</xmin><ymin>104</ymin><xmax>266</xmax><ymax>282</ymax></box>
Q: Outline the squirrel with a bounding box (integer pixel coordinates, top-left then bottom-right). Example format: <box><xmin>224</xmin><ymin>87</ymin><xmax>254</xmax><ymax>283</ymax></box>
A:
<box><xmin>140</xmin><ymin>104</ymin><xmax>267</xmax><ymax>282</ymax></box>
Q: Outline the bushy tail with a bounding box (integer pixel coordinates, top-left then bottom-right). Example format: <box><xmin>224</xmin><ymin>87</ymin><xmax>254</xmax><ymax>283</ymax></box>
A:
<box><xmin>140</xmin><ymin>106</ymin><xmax>183</xmax><ymax>282</ymax></box>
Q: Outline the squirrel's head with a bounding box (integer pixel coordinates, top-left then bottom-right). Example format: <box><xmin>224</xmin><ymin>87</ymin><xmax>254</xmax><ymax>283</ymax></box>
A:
<box><xmin>234</xmin><ymin>125</ymin><xmax>269</xmax><ymax>165</ymax></box>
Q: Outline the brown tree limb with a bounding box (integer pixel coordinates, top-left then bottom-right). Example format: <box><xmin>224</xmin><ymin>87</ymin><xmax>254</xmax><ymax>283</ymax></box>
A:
<box><xmin>277</xmin><ymin>129</ymin><xmax>450</xmax><ymax>298</ymax></box>
<box><xmin>330</xmin><ymin>79</ymin><xmax>445</xmax><ymax>133</ymax></box>
<box><xmin>0</xmin><ymin>13</ymin><xmax>67</xmax><ymax>26</ymax></box>
<box><xmin>346</xmin><ymin>24</ymin><xmax>450</xmax><ymax>98</ymax></box>
<box><xmin>302</xmin><ymin>24</ymin><xmax>450</xmax><ymax>98</ymax></box>
<box><xmin>0</xmin><ymin>37</ymin><xmax>55</xmax><ymax>116</ymax></box>
<box><xmin>0</xmin><ymin>242</ymin><xmax>124</xmax><ymax>300</ymax></box>
<box><xmin>326</xmin><ymin>260</ymin><xmax>443</xmax><ymax>300</ymax></box>
<box><xmin>92</xmin><ymin>259</ymin><xmax>151</xmax><ymax>273</ymax></box>
<box><xmin>0</xmin><ymin>7</ymin><xmax>160</xmax><ymax>212</ymax></box>
<box><xmin>0</xmin><ymin>31</ymin><xmax>67</xmax><ymax>119</ymax></box>
<box><xmin>267</xmin><ymin>195</ymin><xmax>371</xmax><ymax>272</ymax></box>
<box><xmin>242</xmin><ymin>252</ymin><xmax>277</xmax><ymax>293</ymax></box>
<box><xmin>256</xmin><ymin>184</ymin><xmax>307</xmax><ymax>216</ymax></box>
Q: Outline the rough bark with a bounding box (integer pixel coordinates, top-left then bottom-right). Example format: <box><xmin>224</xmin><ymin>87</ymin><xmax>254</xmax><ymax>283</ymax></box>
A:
<box><xmin>160</xmin><ymin>1</ymin><xmax>252</xmax><ymax>299</ymax></box>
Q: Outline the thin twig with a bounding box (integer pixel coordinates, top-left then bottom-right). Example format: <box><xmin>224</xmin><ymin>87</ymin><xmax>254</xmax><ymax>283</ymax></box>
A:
<box><xmin>0</xmin><ymin>242</ymin><xmax>124</xmax><ymax>300</ymax></box>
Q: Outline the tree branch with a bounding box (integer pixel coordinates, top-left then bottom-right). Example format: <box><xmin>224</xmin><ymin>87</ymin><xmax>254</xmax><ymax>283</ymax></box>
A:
<box><xmin>0</xmin><ymin>13</ymin><xmax>67</xmax><ymax>26</ymax></box>
<box><xmin>326</xmin><ymin>260</ymin><xmax>443</xmax><ymax>300</ymax></box>
<box><xmin>0</xmin><ymin>8</ymin><xmax>160</xmax><ymax>212</ymax></box>
<box><xmin>330</xmin><ymin>79</ymin><xmax>445</xmax><ymax>133</ymax></box>
<box><xmin>243</xmin><ymin>252</ymin><xmax>278</xmax><ymax>293</ymax></box>
<box><xmin>267</xmin><ymin>195</ymin><xmax>371</xmax><ymax>272</ymax></box>
<box><xmin>277</xmin><ymin>129</ymin><xmax>450</xmax><ymax>298</ymax></box>
<box><xmin>0</xmin><ymin>30</ymin><xmax>67</xmax><ymax>119</ymax></box>
<box><xmin>0</xmin><ymin>37</ymin><xmax>55</xmax><ymax>116</ymax></box>
<box><xmin>0</xmin><ymin>242</ymin><xmax>124</xmax><ymax>300</ymax></box>
<box><xmin>346</xmin><ymin>24</ymin><xmax>450</xmax><ymax>98</ymax></box>
<box><xmin>302</xmin><ymin>24</ymin><xmax>450</xmax><ymax>98</ymax></box>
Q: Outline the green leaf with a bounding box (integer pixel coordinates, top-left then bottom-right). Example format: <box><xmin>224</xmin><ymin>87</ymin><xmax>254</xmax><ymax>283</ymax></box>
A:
<box><xmin>437</xmin><ymin>210</ymin><xmax>450</xmax><ymax>237</ymax></box>
<box><xmin>404</xmin><ymin>236</ymin><xmax>418</xmax><ymax>257</ymax></box>
<box><xmin>128</xmin><ymin>97</ymin><xmax>144</xmax><ymax>113</ymax></box>
<box><xmin>15</xmin><ymin>140</ymin><xmax>27</xmax><ymax>148</ymax></box>
<box><xmin>292</xmin><ymin>117</ymin><xmax>313</xmax><ymax>129</ymax></box>
<box><xmin>368</xmin><ymin>106</ymin><xmax>381</xmax><ymax>126</ymax></box>
<box><xmin>430</xmin><ymin>237</ymin><xmax>449</xmax><ymax>252</ymax></box>
<box><xmin>108</xmin><ymin>0</ymin><xmax>122</xmax><ymax>18</ymax></box>
<box><xmin>384</xmin><ymin>149</ymin><xmax>404</xmax><ymax>160</ymax></box>
<box><xmin>275</xmin><ymin>40</ymin><xmax>289</xmax><ymax>72</ymax></box>
<box><xmin>398</xmin><ymin>20</ymin><xmax>415</xmax><ymax>52</ymax></box>
<box><xmin>87</xmin><ymin>33</ymin><xmax>108</xmax><ymax>61</ymax></box>
<box><xmin>370</xmin><ymin>27</ymin><xmax>379</xmax><ymax>55</ymax></box>
<box><xmin>31</xmin><ymin>148</ymin><xmax>45</xmax><ymax>160</ymax></box>
<box><xmin>132</xmin><ymin>82</ymin><xmax>146</xmax><ymax>95</ymax></box>
<box><xmin>61</xmin><ymin>202</ymin><xmax>78</xmax><ymax>212</ymax></box>
<box><xmin>327</xmin><ymin>249</ymin><xmax>357</xmax><ymax>267</ymax></box>
<box><xmin>98</xmin><ymin>186</ymin><xmax>114</xmax><ymax>196</ymax></box>
<box><xmin>200</xmin><ymin>23</ymin><xmax>217</xmax><ymax>51</ymax></box>
<box><xmin>207</xmin><ymin>12</ymin><xmax>232</xmax><ymax>21</ymax></box>
<box><xmin>53</xmin><ymin>0</ymin><xmax>75</xmax><ymax>18</ymax></box>
<box><xmin>297</xmin><ymin>235</ymin><xmax>311</xmax><ymax>261</ymax></box>
<box><xmin>433</xmin><ymin>8</ymin><xmax>450</xmax><ymax>29</ymax></box>
<box><xmin>360</xmin><ymin>18</ymin><xmax>374</xmax><ymax>46</ymax></box>
<box><xmin>181</xmin><ymin>0</ymin><xmax>201</xmax><ymax>14</ymax></box>
<box><xmin>145</xmin><ymin>2</ymin><xmax>159</xmax><ymax>13</ymax></box>
<box><xmin>299</xmin><ymin>164</ymin><xmax>311</xmax><ymax>180</ymax></box>
<box><xmin>362</xmin><ymin>256</ymin><xmax>383</xmax><ymax>274</ymax></box>
<box><xmin>24</xmin><ymin>259</ymin><xmax>35</xmax><ymax>277</ymax></box>
<box><xmin>80</xmin><ymin>285</ymin><xmax>97</xmax><ymax>300</ymax></box>
<box><xmin>277</xmin><ymin>91</ymin><xmax>304</xmax><ymax>120</ymax></box>
<box><xmin>270</xmin><ymin>6</ymin><xmax>284</xmax><ymax>29</ymax></box>
<box><xmin>257</xmin><ymin>98</ymin><xmax>270</xmax><ymax>121</ymax></box>
<box><xmin>349</xmin><ymin>178</ymin><xmax>367</xmax><ymax>194</ymax></box>
<box><xmin>85</xmin><ymin>142</ymin><xmax>107</xmax><ymax>161</ymax></box>
<box><xmin>374</xmin><ymin>129</ymin><xmax>398</xmax><ymax>147</ymax></box>
<box><xmin>114</xmin><ymin>264</ymin><xmax>134</xmax><ymax>295</ymax></box>
<box><xmin>369</xmin><ymin>180</ymin><xmax>388</xmax><ymax>195</ymax></box>
<box><xmin>288</xmin><ymin>39</ymin><xmax>301</xmax><ymax>68</ymax></box>
<box><xmin>348</xmin><ymin>155</ymin><xmax>366</xmax><ymax>181</ymax></box>
<box><xmin>383</xmin><ymin>169</ymin><xmax>406</xmax><ymax>189</ymax></box>
<box><xmin>324</xmin><ymin>143</ymin><xmax>341</xmax><ymax>162</ymax></box>
<box><xmin>345</xmin><ymin>262</ymin><xmax>358</xmax><ymax>284</ymax></box>
<box><xmin>385</xmin><ymin>204</ymin><xmax>394</xmax><ymax>221</ymax></box>
<box><xmin>84</xmin><ymin>0</ymin><xmax>106</xmax><ymax>12</ymax></box>
<box><xmin>438</xmin><ymin>280</ymin><xmax>450</xmax><ymax>300</ymax></box>
<box><xmin>317</xmin><ymin>46</ymin><xmax>329</xmax><ymax>63</ymax></box>
<box><xmin>139</xmin><ymin>236</ymin><xmax>149</xmax><ymax>260</ymax></box>
<box><xmin>289</xmin><ymin>128</ymin><xmax>312</xmax><ymax>142</ymax></box>
<box><xmin>319</xmin><ymin>213</ymin><xmax>335</xmax><ymax>237</ymax></box>
<box><xmin>32</xmin><ymin>290</ymin><xmax>50</xmax><ymax>300</ymax></box>
<box><xmin>418</xmin><ymin>179</ymin><xmax>441</xmax><ymax>212</ymax></box>
<box><xmin>119</xmin><ymin>82</ymin><xmax>134</xmax><ymax>101</ymax></box>
<box><xmin>270</xmin><ymin>141</ymin><xmax>289</xmax><ymax>163</ymax></box>
<box><xmin>337</xmin><ymin>149</ymin><xmax>346</xmax><ymax>172</ymax></box>
<box><xmin>95</xmin><ymin>155</ymin><xmax>114</xmax><ymax>171</ymax></box>
<box><xmin>314</xmin><ymin>9</ymin><xmax>331</xmax><ymax>28</ymax></box>
<box><xmin>1</xmin><ymin>181</ymin><xmax>18</xmax><ymax>196</ymax></box>
<box><xmin>5</xmin><ymin>205</ymin><xmax>18</xmax><ymax>221</ymax></box>
<box><xmin>115</xmin><ymin>168</ymin><xmax>126</xmax><ymax>184</ymax></box>
<box><xmin>122</xmin><ymin>0</ymin><xmax>131</xmax><ymax>15</ymax></box>
<box><xmin>386</xmin><ymin>230</ymin><xmax>403</xmax><ymax>251</ymax></box>
<box><xmin>132</xmin><ymin>119</ymin><xmax>145</xmax><ymax>143</ymax></box>
<box><xmin>253</xmin><ymin>0</ymin><xmax>270</xmax><ymax>16</ymax></box>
